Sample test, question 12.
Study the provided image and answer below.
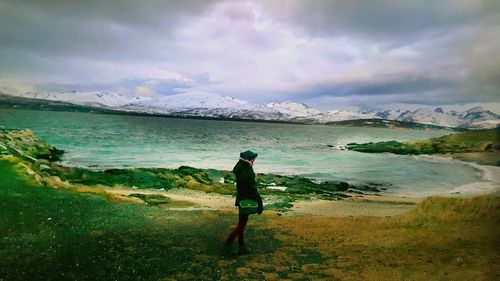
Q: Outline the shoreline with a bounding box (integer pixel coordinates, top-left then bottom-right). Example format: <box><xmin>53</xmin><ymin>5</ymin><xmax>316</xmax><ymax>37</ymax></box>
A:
<box><xmin>2</xmin><ymin>127</ymin><xmax>498</xmax><ymax>219</ymax></box>
<box><xmin>429</xmin><ymin>154</ymin><xmax>500</xmax><ymax>196</ymax></box>
<box><xmin>102</xmin><ymin>186</ymin><xmax>422</xmax><ymax>217</ymax></box>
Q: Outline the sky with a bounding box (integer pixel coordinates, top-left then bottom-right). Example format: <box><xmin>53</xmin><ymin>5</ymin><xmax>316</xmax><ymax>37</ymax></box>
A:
<box><xmin>0</xmin><ymin>0</ymin><xmax>499</xmax><ymax>110</ymax></box>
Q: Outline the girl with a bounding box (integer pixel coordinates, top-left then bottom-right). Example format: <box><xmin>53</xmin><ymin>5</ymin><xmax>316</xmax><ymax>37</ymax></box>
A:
<box><xmin>224</xmin><ymin>150</ymin><xmax>263</xmax><ymax>255</ymax></box>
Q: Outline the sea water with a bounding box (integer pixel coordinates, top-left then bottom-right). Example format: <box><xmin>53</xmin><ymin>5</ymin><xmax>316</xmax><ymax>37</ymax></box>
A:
<box><xmin>0</xmin><ymin>108</ymin><xmax>487</xmax><ymax>195</ymax></box>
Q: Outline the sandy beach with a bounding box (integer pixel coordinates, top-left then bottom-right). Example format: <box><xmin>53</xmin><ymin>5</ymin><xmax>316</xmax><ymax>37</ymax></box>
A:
<box><xmin>104</xmin><ymin>186</ymin><xmax>422</xmax><ymax>217</ymax></box>
<box><xmin>99</xmin><ymin>159</ymin><xmax>500</xmax><ymax>218</ymax></box>
<box><xmin>104</xmin><ymin>160</ymin><xmax>500</xmax><ymax>217</ymax></box>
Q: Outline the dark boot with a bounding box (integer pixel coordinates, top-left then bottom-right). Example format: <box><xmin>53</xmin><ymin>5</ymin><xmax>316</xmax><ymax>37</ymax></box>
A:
<box><xmin>222</xmin><ymin>242</ymin><xmax>233</xmax><ymax>257</ymax></box>
<box><xmin>237</xmin><ymin>244</ymin><xmax>249</xmax><ymax>255</ymax></box>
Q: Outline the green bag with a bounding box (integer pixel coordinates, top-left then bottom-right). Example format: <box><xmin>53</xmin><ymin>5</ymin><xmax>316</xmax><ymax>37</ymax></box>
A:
<box><xmin>239</xmin><ymin>199</ymin><xmax>258</xmax><ymax>214</ymax></box>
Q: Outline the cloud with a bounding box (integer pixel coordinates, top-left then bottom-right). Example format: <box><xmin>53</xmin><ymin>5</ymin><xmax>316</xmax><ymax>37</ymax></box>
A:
<box><xmin>0</xmin><ymin>0</ymin><xmax>499</xmax><ymax>107</ymax></box>
<box><xmin>261</xmin><ymin>0</ymin><xmax>498</xmax><ymax>41</ymax></box>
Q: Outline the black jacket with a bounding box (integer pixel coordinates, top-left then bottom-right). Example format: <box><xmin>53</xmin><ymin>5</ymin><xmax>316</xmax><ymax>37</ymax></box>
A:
<box><xmin>232</xmin><ymin>160</ymin><xmax>263</xmax><ymax>210</ymax></box>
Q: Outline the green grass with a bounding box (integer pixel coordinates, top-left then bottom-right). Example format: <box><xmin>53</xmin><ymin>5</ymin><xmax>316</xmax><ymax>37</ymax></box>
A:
<box><xmin>0</xmin><ymin>161</ymin><xmax>280</xmax><ymax>281</ymax></box>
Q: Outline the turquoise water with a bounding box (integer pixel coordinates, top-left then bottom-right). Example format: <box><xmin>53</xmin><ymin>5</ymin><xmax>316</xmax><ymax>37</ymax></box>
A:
<box><xmin>0</xmin><ymin>108</ymin><xmax>484</xmax><ymax>195</ymax></box>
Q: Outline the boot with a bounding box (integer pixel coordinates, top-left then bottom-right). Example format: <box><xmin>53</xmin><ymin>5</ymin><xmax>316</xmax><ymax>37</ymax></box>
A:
<box><xmin>222</xmin><ymin>242</ymin><xmax>232</xmax><ymax>257</ymax></box>
<box><xmin>237</xmin><ymin>244</ymin><xmax>249</xmax><ymax>255</ymax></box>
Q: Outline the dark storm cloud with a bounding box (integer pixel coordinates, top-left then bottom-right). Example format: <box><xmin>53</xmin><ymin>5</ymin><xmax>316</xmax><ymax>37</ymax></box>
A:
<box><xmin>34</xmin><ymin>77</ymin><xmax>195</xmax><ymax>94</ymax></box>
<box><xmin>0</xmin><ymin>0</ymin><xmax>217</xmax><ymax>60</ymax></box>
<box><xmin>263</xmin><ymin>0</ymin><xmax>499</xmax><ymax>42</ymax></box>
<box><xmin>259</xmin><ymin>0</ymin><xmax>500</xmax><ymax>105</ymax></box>
<box><xmin>0</xmin><ymin>0</ymin><xmax>498</xmax><ymax>106</ymax></box>
<box><xmin>295</xmin><ymin>75</ymin><xmax>456</xmax><ymax>98</ymax></box>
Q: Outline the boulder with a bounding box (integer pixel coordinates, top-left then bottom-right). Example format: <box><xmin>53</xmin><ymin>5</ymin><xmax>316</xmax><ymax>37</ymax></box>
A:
<box><xmin>43</xmin><ymin>176</ymin><xmax>72</xmax><ymax>188</ymax></box>
<box><xmin>39</xmin><ymin>164</ymin><xmax>51</xmax><ymax>171</ymax></box>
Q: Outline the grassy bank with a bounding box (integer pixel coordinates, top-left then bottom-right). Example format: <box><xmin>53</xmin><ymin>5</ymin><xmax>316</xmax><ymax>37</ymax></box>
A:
<box><xmin>347</xmin><ymin>129</ymin><xmax>500</xmax><ymax>165</ymax></box>
<box><xmin>1</xmin><ymin>160</ymin><xmax>499</xmax><ymax>280</ymax></box>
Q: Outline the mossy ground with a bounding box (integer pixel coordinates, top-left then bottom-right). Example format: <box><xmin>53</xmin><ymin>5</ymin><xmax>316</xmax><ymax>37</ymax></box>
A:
<box><xmin>1</xmin><ymin>161</ymin><xmax>499</xmax><ymax>280</ymax></box>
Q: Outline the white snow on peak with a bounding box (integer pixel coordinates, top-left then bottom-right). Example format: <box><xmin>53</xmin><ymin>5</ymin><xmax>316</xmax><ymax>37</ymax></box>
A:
<box><xmin>2</xmin><ymin>88</ymin><xmax>499</xmax><ymax>128</ymax></box>
<box><xmin>121</xmin><ymin>92</ymin><xmax>285</xmax><ymax>120</ymax></box>
<box><xmin>19</xmin><ymin>91</ymin><xmax>149</xmax><ymax>107</ymax></box>
<box><xmin>131</xmin><ymin>92</ymin><xmax>250</xmax><ymax>109</ymax></box>
<box><xmin>306</xmin><ymin>110</ymin><xmax>376</xmax><ymax>123</ymax></box>
<box><xmin>266</xmin><ymin>101</ymin><xmax>321</xmax><ymax>117</ymax></box>
<box><xmin>396</xmin><ymin>107</ymin><xmax>464</xmax><ymax>127</ymax></box>
<box><xmin>459</xmin><ymin>106</ymin><xmax>499</xmax><ymax>121</ymax></box>
<box><xmin>466</xmin><ymin>120</ymin><xmax>500</xmax><ymax>129</ymax></box>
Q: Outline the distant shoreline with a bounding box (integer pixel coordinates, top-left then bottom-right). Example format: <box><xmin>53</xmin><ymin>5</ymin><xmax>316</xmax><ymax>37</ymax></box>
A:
<box><xmin>0</xmin><ymin>96</ymin><xmax>464</xmax><ymax>130</ymax></box>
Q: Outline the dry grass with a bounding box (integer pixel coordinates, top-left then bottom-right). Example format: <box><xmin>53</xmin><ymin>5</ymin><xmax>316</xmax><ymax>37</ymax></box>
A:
<box><xmin>254</xmin><ymin>196</ymin><xmax>500</xmax><ymax>281</ymax></box>
<box><xmin>394</xmin><ymin>195</ymin><xmax>500</xmax><ymax>224</ymax></box>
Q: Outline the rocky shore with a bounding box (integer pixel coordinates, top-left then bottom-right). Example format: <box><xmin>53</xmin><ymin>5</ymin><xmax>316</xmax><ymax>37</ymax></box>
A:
<box><xmin>1</xmin><ymin>128</ymin><xmax>379</xmax><ymax>213</ymax></box>
<box><xmin>346</xmin><ymin>128</ymin><xmax>500</xmax><ymax>166</ymax></box>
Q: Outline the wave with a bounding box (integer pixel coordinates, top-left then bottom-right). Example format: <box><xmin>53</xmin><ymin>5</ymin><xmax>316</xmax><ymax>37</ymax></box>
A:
<box><xmin>446</xmin><ymin>161</ymin><xmax>500</xmax><ymax>195</ymax></box>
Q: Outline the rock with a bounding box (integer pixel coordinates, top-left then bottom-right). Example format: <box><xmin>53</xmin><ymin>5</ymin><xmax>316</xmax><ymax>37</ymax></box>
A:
<box><xmin>347</xmin><ymin>188</ymin><xmax>364</xmax><ymax>194</ymax></box>
<box><xmin>16</xmin><ymin>163</ymin><xmax>36</xmax><ymax>175</ymax></box>
<box><xmin>24</xmin><ymin>155</ymin><xmax>38</xmax><ymax>163</ymax></box>
<box><xmin>39</xmin><ymin>164</ymin><xmax>51</xmax><ymax>171</ymax></box>
<box><xmin>0</xmin><ymin>154</ymin><xmax>15</xmax><ymax>160</ymax></box>
<box><xmin>267</xmin><ymin>186</ymin><xmax>287</xmax><ymax>191</ymax></box>
<box><xmin>43</xmin><ymin>176</ymin><xmax>72</xmax><ymax>188</ymax></box>
<box><xmin>34</xmin><ymin>174</ymin><xmax>42</xmax><ymax>185</ymax></box>
<box><xmin>265</xmin><ymin>202</ymin><xmax>293</xmax><ymax>211</ymax></box>
<box><xmin>127</xmin><ymin>193</ymin><xmax>171</xmax><ymax>206</ymax></box>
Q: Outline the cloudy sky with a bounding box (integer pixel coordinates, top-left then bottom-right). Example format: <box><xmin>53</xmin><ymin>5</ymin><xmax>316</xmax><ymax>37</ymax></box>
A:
<box><xmin>0</xmin><ymin>0</ymin><xmax>499</xmax><ymax>109</ymax></box>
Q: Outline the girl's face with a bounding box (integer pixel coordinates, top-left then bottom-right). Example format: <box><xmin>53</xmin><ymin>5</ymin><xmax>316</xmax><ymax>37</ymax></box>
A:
<box><xmin>249</xmin><ymin>159</ymin><xmax>256</xmax><ymax>165</ymax></box>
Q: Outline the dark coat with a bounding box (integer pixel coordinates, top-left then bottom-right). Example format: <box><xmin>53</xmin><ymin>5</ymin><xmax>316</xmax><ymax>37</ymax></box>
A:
<box><xmin>232</xmin><ymin>160</ymin><xmax>263</xmax><ymax>211</ymax></box>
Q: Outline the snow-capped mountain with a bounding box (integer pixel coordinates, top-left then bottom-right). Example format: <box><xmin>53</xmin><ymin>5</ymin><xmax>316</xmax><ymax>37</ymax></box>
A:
<box><xmin>122</xmin><ymin>92</ymin><xmax>290</xmax><ymax>120</ymax></box>
<box><xmin>391</xmin><ymin>106</ymin><xmax>499</xmax><ymax>128</ymax></box>
<box><xmin>266</xmin><ymin>101</ymin><xmax>321</xmax><ymax>117</ymax></box>
<box><xmin>1</xmin><ymin>89</ymin><xmax>498</xmax><ymax>128</ymax></box>
<box><xmin>395</xmin><ymin>108</ymin><xmax>464</xmax><ymax>128</ymax></box>
<box><xmin>460</xmin><ymin>106</ymin><xmax>499</xmax><ymax>122</ymax></box>
<box><xmin>11</xmin><ymin>91</ymin><xmax>149</xmax><ymax>108</ymax></box>
<box><xmin>296</xmin><ymin>110</ymin><xmax>376</xmax><ymax>123</ymax></box>
<box><xmin>125</xmin><ymin>92</ymin><xmax>251</xmax><ymax>111</ymax></box>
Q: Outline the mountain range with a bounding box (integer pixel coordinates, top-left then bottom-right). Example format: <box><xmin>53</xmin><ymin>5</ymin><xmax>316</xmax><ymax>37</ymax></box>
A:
<box><xmin>1</xmin><ymin>89</ymin><xmax>498</xmax><ymax>129</ymax></box>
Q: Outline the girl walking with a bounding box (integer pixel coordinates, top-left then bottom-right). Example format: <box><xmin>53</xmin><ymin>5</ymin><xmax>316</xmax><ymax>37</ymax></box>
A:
<box><xmin>224</xmin><ymin>150</ymin><xmax>263</xmax><ymax>255</ymax></box>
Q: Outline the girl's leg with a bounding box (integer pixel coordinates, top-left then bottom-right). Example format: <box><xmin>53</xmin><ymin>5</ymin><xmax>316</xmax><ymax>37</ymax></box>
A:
<box><xmin>226</xmin><ymin>213</ymin><xmax>249</xmax><ymax>244</ymax></box>
<box><xmin>237</xmin><ymin>213</ymin><xmax>249</xmax><ymax>245</ymax></box>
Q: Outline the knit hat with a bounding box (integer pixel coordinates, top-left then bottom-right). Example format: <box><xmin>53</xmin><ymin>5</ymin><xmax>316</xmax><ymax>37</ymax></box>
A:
<box><xmin>240</xmin><ymin>150</ymin><xmax>258</xmax><ymax>161</ymax></box>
